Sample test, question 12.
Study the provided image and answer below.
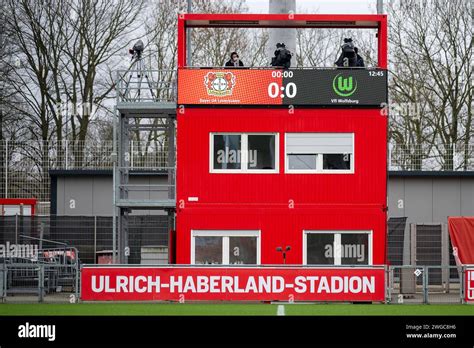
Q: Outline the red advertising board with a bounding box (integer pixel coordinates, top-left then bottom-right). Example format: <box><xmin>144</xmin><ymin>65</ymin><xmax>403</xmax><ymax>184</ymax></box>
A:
<box><xmin>178</xmin><ymin>69</ymin><xmax>281</xmax><ymax>106</ymax></box>
<box><xmin>81</xmin><ymin>266</ymin><xmax>386</xmax><ymax>302</ymax></box>
<box><xmin>466</xmin><ymin>268</ymin><xmax>474</xmax><ymax>303</ymax></box>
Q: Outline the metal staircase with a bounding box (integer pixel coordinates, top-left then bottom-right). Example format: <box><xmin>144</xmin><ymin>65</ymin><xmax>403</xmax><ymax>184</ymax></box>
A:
<box><xmin>113</xmin><ymin>68</ymin><xmax>176</xmax><ymax>263</ymax></box>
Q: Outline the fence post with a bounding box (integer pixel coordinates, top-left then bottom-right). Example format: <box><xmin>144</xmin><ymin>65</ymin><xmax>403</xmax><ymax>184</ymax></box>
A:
<box><xmin>15</xmin><ymin>213</ymin><xmax>18</xmax><ymax>244</ymax></box>
<box><xmin>39</xmin><ymin>222</ymin><xmax>44</xmax><ymax>250</ymax></box>
<box><xmin>94</xmin><ymin>215</ymin><xmax>97</xmax><ymax>261</ymax></box>
<box><xmin>386</xmin><ymin>265</ymin><xmax>391</xmax><ymax>304</ymax></box>
<box><xmin>388</xmin><ymin>143</ymin><xmax>392</xmax><ymax>170</ymax></box>
<box><xmin>130</xmin><ymin>140</ymin><xmax>134</xmax><ymax>169</ymax></box>
<box><xmin>0</xmin><ymin>264</ymin><xmax>5</xmax><ymax>303</ymax></box>
<box><xmin>3</xmin><ymin>265</ymin><xmax>8</xmax><ymax>302</ymax></box>
<box><xmin>65</xmin><ymin>139</ymin><xmax>69</xmax><ymax>169</ymax></box>
<box><xmin>75</xmin><ymin>256</ymin><xmax>80</xmax><ymax>303</ymax></box>
<box><xmin>38</xmin><ymin>264</ymin><xmax>44</xmax><ymax>303</ymax></box>
<box><xmin>441</xmin><ymin>224</ymin><xmax>449</xmax><ymax>291</ymax></box>
<box><xmin>4</xmin><ymin>139</ymin><xmax>8</xmax><ymax>198</ymax></box>
<box><xmin>423</xmin><ymin>266</ymin><xmax>428</xmax><ymax>304</ymax></box>
<box><xmin>452</xmin><ymin>143</ymin><xmax>456</xmax><ymax>170</ymax></box>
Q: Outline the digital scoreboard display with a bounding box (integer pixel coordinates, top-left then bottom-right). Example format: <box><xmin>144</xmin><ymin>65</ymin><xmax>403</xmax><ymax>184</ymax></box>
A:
<box><xmin>178</xmin><ymin>68</ymin><xmax>387</xmax><ymax>107</ymax></box>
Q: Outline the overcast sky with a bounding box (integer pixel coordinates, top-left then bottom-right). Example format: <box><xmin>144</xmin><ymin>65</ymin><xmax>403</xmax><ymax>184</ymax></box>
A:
<box><xmin>245</xmin><ymin>0</ymin><xmax>377</xmax><ymax>14</ymax></box>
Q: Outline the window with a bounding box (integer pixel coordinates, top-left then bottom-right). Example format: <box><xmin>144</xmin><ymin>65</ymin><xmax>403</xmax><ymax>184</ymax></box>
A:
<box><xmin>303</xmin><ymin>231</ymin><xmax>371</xmax><ymax>265</ymax></box>
<box><xmin>210</xmin><ymin>133</ymin><xmax>278</xmax><ymax>173</ymax></box>
<box><xmin>213</xmin><ymin>134</ymin><xmax>241</xmax><ymax>170</ymax></box>
<box><xmin>247</xmin><ymin>134</ymin><xmax>276</xmax><ymax>170</ymax></box>
<box><xmin>285</xmin><ymin>133</ymin><xmax>354</xmax><ymax>173</ymax></box>
<box><xmin>288</xmin><ymin>154</ymin><xmax>317</xmax><ymax>170</ymax></box>
<box><xmin>306</xmin><ymin>233</ymin><xmax>334</xmax><ymax>264</ymax></box>
<box><xmin>323</xmin><ymin>154</ymin><xmax>351</xmax><ymax>170</ymax></box>
<box><xmin>194</xmin><ymin>237</ymin><xmax>223</xmax><ymax>264</ymax></box>
<box><xmin>191</xmin><ymin>230</ymin><xmax>260</xmax><ymax>265</ymax></box>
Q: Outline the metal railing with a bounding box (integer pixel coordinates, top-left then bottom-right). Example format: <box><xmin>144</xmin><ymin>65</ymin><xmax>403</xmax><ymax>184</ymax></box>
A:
<box><xmin>0</xmin><ymin>215</ymin><xmax>170</xmax><ymax>265</ymax></box>
<box><xmin>0</xmin><ymin>140</ymin><xmax>472</xmax><ymax>209</ymax></box>
<box><xmin>389</xmin><ymin>143</ymin><xmax>474</xmax><ymax>171</ymax></box>
<box><xmin>0</xmin><ymin>140</ymin><xmax>169</xmax><ymax>207</ymax></box>
<box><xmin>1</xmin><ymin>246</ymin><xmax>80</xmax><ymax>303</ymax></box>
<box><xmin>1</xmin><ymin>263</ymin><xmax>79</xmax><ymax>303</ymax></box>
<box><xmin>116</xmin><ymin>69</ymin><xmax>177</xmax><ymax>103</ymax></box>
<box><xmin>386</xmin><ymin>265</ymin><xmax>463</xmax><ymax>304</ymax></box>
<box><xmin>1</xmin><ymin>263</ymin><xmax>472</xmax><ymax>303</ymax></box>
<box><xmin>118</xmin><ymin>167</ymin><xmax>175</xmax><ymax>204</ymax></box>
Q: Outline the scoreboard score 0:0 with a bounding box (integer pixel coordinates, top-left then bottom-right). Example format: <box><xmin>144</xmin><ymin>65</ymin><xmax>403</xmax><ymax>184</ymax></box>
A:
<box><xmin>177</xmin><ymin>68</ymin><xmax>387</xmax><ymax>107</ymax></box>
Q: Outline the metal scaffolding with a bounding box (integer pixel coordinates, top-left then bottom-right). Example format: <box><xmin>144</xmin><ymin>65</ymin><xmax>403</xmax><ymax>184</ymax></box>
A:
<box><xmin>113</xmin><ymin>67</ymin><xmax>176</xmax><ymax>264</ymax></box>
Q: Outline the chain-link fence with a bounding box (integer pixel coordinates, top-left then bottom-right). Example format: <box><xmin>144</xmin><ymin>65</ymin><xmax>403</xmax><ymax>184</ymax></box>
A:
<box><xmin>389</xmin><ymin>143</ymin><xmax>474</xmax><ymax>171</ymax></box>
<box><xmin>387</xmin><ymin>266</ymin><xmax>463</xmax><ymax>304</ymax></box>
<box><xmin>0</xmin><ymin>215</ymin><xmax>170</xmax><ymax>264</ymax></box>
<box><xmin>1</xmin><ymin>141</ymin><xmax>472</xmax><ymax>214</ymax></box>
<box><xmin>0</xmin><ymin>140</ymin><xmax>170</xmax><ymax>213</ymax></box>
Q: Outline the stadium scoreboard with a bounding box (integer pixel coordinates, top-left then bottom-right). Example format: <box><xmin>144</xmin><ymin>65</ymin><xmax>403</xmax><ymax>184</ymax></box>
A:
<box><xmin>178</xmin><ymin>68</ymin><xmax>387</xmax><ymax>107</ymax></box>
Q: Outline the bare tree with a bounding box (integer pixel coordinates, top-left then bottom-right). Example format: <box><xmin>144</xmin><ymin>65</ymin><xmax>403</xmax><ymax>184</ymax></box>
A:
<box><xmin>387</xmin><ymin>0</ymin><xmax>473</xmax><ymax>170</ymax></box>
<box><xmin>135</xmin><ymin>0</ymin><xmax>270</xmax><ymax>166</ymax></box>
<box><xmin>59</xmin><ymin>0</ymin><xmax>145</xmax><ymax>165</ymax></box>
<box><xmin>1</xmin><ymin>0</ymin><xmax>146</xmax><ymax>200</ymax></box>
<box><xmin>0</xmin><ymin>0</ymin><xmax>27</xmax><ymax>142</ymax></box>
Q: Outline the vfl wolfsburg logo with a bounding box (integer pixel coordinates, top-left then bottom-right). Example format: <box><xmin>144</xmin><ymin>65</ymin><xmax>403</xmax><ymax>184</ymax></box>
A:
<box><xmin>332</xmin><ymin>74</ymin><xmax>357</xmax><ymax>97</ymax></box>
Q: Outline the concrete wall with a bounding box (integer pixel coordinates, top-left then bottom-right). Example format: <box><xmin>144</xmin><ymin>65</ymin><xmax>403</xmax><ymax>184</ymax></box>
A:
<box><xmin>388</xmin><ymin>173</ymin><xmax>474</xmax><ymax>225</ymax></box>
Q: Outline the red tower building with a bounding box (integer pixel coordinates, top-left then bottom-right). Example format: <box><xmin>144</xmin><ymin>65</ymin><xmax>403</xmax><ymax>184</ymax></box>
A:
<box><xmin>175</xmin><ymin>14</ymin><xmax>388</xmax><ymax>267</ymax></box>
<box><xmin>81</xmin><ymin>13</ymin><xmax>390</xmax><ymax>303</ymax></box>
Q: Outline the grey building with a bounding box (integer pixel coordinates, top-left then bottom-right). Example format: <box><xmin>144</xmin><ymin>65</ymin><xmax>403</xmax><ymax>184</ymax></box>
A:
<box><xmin>51</xmin><ymin>170</ymin><xmax>474</xmax><ymax>222</ymax></box>
<box><xmin>388</xmin><ymin>171</ymin><xmax>474</xmax><ymax>224</ymax></box>
<box><xmin>50</xmin><ymin>170</ymin><xmax>169</xmax><ymax>216</ymax></box>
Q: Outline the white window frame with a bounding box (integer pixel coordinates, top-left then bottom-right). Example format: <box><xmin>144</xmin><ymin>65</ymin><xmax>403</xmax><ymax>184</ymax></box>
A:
<box><xmin>210</xmin><ymin>133</ymin><xmax>279</xmax><ymax>174</ymax></box>
<box><xmin>191</xmin><ymin>230</ymin><xmax>261</xmax><ymax>265</ymax></box>
<box><xmin>302</xmin><ymin>230</ymin><xmax>372</xmax><ymax>265</ymax></box>
<box><xmin>284</xmin><ymin>133</ymin><xmax>355</xmax><ymax>174</ymax></box>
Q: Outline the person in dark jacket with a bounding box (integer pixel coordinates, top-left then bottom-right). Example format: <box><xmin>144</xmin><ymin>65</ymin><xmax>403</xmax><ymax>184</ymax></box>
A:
<box><xmin>335</xmin><ymin>38</ymin><xmax>357</xmax><ymax>67</ymax></box>
<box><xmin>271</xmin><ymin>43</ymin><xmax>292</xmax><ymax>69</ymax></box>
<box><xmin>354</xmin><ymin>47</ymin><xmax>365</xmax><ymax>67</ymax></box>
<box><xmin>225</xmin><ymin>52</ymin><xmax>244</xmax><ymax>67</ymax></box>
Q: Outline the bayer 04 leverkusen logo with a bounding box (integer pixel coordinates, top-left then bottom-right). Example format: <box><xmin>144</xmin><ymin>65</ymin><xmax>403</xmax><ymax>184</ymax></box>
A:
<box><xmin>204</xmin><ymin>72</ymin><xmax>236</xmax><ymax>97</ymax></box>
<box><xmin>332</xmin><ymin>73</ymin><xmax>357</xmax><ymax>97</ymax></box>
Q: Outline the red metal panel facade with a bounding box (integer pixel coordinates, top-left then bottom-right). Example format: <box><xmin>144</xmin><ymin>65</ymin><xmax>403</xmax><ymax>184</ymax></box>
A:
<box><xmin>175</xmin><ymin>13</ymin><xmax>388</xmax><ymax>267</ymax></box>
<box><xmin>175</xmin><ymin>108</ymin><xmax>387</xmax><ymax>264</ymax></box>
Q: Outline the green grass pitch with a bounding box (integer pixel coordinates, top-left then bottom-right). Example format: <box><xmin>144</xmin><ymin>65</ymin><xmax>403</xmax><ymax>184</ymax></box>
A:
<box><xmin>0</xmin><ymin>303</ymin><xmax>473</xmax><ymax>316</ymax></box>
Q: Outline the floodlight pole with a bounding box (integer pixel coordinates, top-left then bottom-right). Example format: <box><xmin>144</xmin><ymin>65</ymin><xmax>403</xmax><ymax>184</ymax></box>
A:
<box><xmin>377</xmin><ymin>0</ymin><xmax>384</xmax><ymax>14</ymax></box>
<box><xmin>112</xmin><ymin>102</ymin><xmax>117</xmax><ymax>264</ymax></box>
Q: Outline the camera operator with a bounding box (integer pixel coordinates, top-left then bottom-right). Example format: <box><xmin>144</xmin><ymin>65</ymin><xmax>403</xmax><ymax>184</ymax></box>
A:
<box><xmin>271</xmin><ymin>43</ymin><xmax>292</xmax><ymax>69</ymax></box>
<box><xmin>225</xmin><ymin>52</ymin><xmax>244</xmax><ymax>67</ymax></box>
<box><xmin>129</xmin><ymin>40</ymin><xmax>144</xmax><ymax>61</ymax></box>
<box><xmin>334</xmin><ymin>38</ymin><xmax>358</xmax><ymax>67</ymax></box>
<box><xmin>354</xmin><ymin>47</ymin><xmax>365</xmax><ymax>67</ymax></box>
